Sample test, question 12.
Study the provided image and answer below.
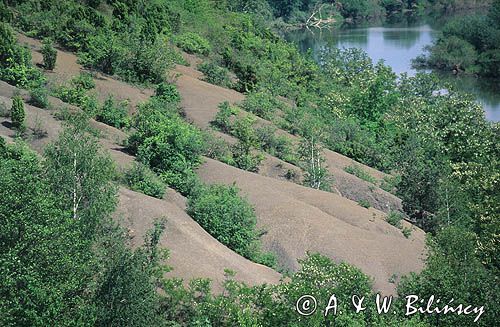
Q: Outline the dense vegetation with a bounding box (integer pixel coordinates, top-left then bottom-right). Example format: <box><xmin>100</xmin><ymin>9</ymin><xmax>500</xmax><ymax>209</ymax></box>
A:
<box><xmin>0</xmin><ymin>0</ymin><xmax>498</xmax><ymax>326</ymax></box>
<box><xmin>414</xmin><ymin>1</ymin><xmax>500</xmax><ymax>76</ymax></box>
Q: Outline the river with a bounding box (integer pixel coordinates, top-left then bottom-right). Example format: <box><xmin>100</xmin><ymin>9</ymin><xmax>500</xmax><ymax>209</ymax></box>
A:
<box><xmin>284</xmin><ymin>15</ymin><xmax>500</xmax><ymax>122</ymax></box>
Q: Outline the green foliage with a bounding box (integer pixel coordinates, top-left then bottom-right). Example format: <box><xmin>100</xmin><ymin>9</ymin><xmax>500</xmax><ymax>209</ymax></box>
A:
<box><xmin>240</xmin><ymin>90</ymin><xmax>286</xmax><ymax>120</ymax></box>
<box><xmin>95</xmin><ymin>96</ymin><xmax>129</xmax><ymax>128</ymax></box>
<box><xmin>398</xmin><ymin>227</ymin><xmax>500</xmax><ymax>326</ymax></box>
<box><xmin>0</xmin><ymin>143</ymin><xmax>96</xmax><ymax>326</ymax></box>
<box><xmin>256</xmin><ymin>125</ymin><xmax>297</xmax><ymax>164</ymax></box>
<box><xmin>128</xmin><ymin>99</ymin><xmax>204</xmax><ymax>196</ymax></box>
<box><xmin>155</xmin><ymin>82</ymin><xmax>181</xmax><ymax>104</ymax></box>
<box><xmin>402</xmin><ymin>226</ymin><xmax>412</xmax><ymax>238</ymax></box>
<box><xmin>29</xmin><ymin>86</ymin><xmax>49</xmax><ymax>109</ymax></box>
<box><xmin>41</xmin><ymin>38</ymin><xmax>57</xmax><ymax>70</ymax></box>
<box><xmin>123</xmin><ymin>162</ymin><xmax>166</xmax><ymax>199</ymax></box>
<box><xmin>358</xmin><ymin>199</ymin><xmax>371</xmax><ymax>208</ymax></box>
<box><xmin>212</xmin><ymin>101</ymin><xmax>235</xmax><ymax>133</ymax></box>
<box><xmin>231</xmin><ymin>115</ymin><xmax>265</xmax><ymax>172</ymax></box>
<box><xmin>344</xmin><ymin>164</ymin><xmax>377</xmax><ymax>184</ymax></box>
<box><xmin>198</xmin><ymin>61</ymin><xmax>233</xmax><ymax>88</ymax></box>
<box><xmin>10</xmin><ymin>95</ymin><xmax>25</xmax><ymax>131</ymax></box>
<box><xmin>0</xmin><ymin>22</ymin><xmax>44</xmax><ymax>89</ymax></box>
<box><xmin>175</xmin><ymin>32</ymin><xmax>211</xmax><ymax>56</ymax></box>
<box><xmin>52</xmin><ymin>72</ymin><xmax>98</xmax><ymax>115</ymax></box>
<box><xmin>0</xmin><ymin>138</ymin><xmax>165</xmax><ymax>326</ymax></box>
<box><xmin>187</xmin><ymin>184</ymin><xmax>274</xmax><ymax>266</ymax></box>
<box><xmin>386</xmin><ymin>210</ymin><xmax>403</xmax><ymax>228</ymax></box>
<box><xmin>203</xmin><ymin>130</ymin><xmax>235</xmax><ymax>166</ymax></box>
<box><xmin>298</xmin><ymin>133</ymin><xmax>331</xmax><ymax>191</ymax></box>
<box><xmin>44</xmin><ymin>118</ymin><xmax>117</xmax><ymax>234</ymax></box>
<box><xmin>416</xmin><ymin>12</ymin><xmax>500</xmax><ymax>76</ymax></box>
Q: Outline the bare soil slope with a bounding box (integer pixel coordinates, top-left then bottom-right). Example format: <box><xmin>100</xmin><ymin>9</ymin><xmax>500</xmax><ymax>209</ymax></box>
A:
<box><xmin>197</xmin><ymin>158</ymin><xmax>425</xmax><ymax>294</ymax></box>
<box><xmin>3</xmin><ymin>34</ymin><xmax>426</xmax><ymax>295</ymax></box>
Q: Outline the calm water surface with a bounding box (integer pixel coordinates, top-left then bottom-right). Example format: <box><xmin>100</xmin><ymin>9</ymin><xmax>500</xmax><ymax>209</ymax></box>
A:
<box><xmin>285</xmin><ymin>17</ymin><xmax>500</xmax><ymax>121</ymax></box>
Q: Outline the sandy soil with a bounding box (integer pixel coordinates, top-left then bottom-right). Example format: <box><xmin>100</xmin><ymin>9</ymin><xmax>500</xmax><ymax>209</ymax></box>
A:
<box><xmin>1</xmin><ymin>34</ymin><xmax>427</xmax><ymax>295</ymax></box>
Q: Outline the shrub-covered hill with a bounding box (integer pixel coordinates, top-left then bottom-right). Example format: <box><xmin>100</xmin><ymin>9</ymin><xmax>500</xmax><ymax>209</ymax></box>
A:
<box><xmin>0</xmin><ymin>1</ymin><xmax>498</xmax><ymax>326</ymax></box>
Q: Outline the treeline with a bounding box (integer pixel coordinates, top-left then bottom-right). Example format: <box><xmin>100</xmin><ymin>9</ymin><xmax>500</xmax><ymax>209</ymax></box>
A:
<box><xmin>228</xmin><ymin>0</ymin><xmax>491</xmax><ymax>25</ymax></box>
<box><xmin>414</xmin><ymin>0</ymin><xmax>500</xmax><ymax>77</ymax></box>
<box><xmin>0</xmin><ymin>0</ymin><xmax>499</xmax><ymax>326</ymax></box>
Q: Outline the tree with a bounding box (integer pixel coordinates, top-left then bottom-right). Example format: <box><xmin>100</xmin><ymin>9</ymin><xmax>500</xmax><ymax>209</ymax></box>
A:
<box><xmin>0</xmin><ymin>143</ymin><xmax>96</xmax><ymax>326</ymax></box>
<box><xmin>10</xmin><ymin>95</ymin><xmax>25</xmax><ymax>132</ymax></box>
<box><xmin>41</xmin><ymin>38</ymin><xmax>57</xmax><ymax>70</ymax></box>
<box><xmin>398</xmin><ymin>227</ymin><xmax>500</xmax><ymax>326</ymax></box>
<box><xmin>298</xmin><ymin>132</ymin><xmax>331</xmax><ymax>191</ymax></box>
<box><xmin>44</xmin><ymin>117</ymin><xmax>117</xmax><ymax>235</ymax></box>
<box><xmin>187</xmin><ymin>184</ymin><xmax>261</xmax><ymax>261</ymax></box>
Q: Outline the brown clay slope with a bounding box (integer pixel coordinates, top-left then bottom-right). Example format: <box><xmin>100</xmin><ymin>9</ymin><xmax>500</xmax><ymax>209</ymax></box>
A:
<box><xmin>174</xmin><ymin>64</ymin><xmax>402</xmax><ymax>213</ymax></box>
<box><xmin>0</xmin><ymin>87</ymin><xmax>280</xmax><ymax>291</ymax></box>
<box><xmin>116</xmin><ymin>187</ymin><xmax>281</xmax><ymax>291</ymax></box>
<box><xmin>197</xmin><ymin>157</ymin><xmax>425</xmax><ymax>294</ymax></box>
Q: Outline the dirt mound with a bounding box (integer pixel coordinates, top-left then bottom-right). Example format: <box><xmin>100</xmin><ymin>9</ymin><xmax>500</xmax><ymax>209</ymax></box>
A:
<box><xmin>116</xmin><ymin>187</ymin><xmax>281</xmax><ymax>292</ymax></box>
<box><xmin>174</xmin><ymin>64</ymin><xmax>402</xmax><ymax>212</ymax></box>
<box><xmin>0</xmin><ymin>80</ymin><xmax>280</xmax><ymax>291</ymax></box>
<box><xmin>197</xmin><ymin>157</ymin><xmax>425</xmax><ymax>294</ymax></box>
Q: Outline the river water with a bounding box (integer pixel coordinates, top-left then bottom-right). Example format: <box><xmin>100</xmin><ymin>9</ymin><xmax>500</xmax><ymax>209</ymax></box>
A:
<box><xmin>284</xmin><ymin>16</ymin><xmax>500</xmax><ymax>121</ymax></box>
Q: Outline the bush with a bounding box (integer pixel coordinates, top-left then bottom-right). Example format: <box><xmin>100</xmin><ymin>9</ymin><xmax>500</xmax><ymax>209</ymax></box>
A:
<box><xmin>256</xmin><ymin>125</ymin><xmax>296</xmax><ymax>164</ymax></box>
<box><xmin>386</xmin><ymin>211</ymin><xmax>403</xmax><ymax>228</ymax></box>
<box><xmin>175</xmin><ymin>32</ymin><xmax>211</xmax><ymax>56</ymax></box>
<box><xmin>129</xmin><ymin>102</ymin><xmax>204</xmax><ymax>196</ymax></box>
<box><xmin>358</xmin><ymin>199</ymin><xmax>371</xmax><ymax>208</ymax></box>
<box><xmin>402</xmin><ymin>227</ymin><xmax>412</xmax><ymax>238</ymax></box>
<box><xmin>29</xmin><ymin>87</ymin><xmax>49</xmax><ymax>109</ymax></box>
<box><xmin>198</xmin><ymin>62</ymin><xmax>233</xmax><ymax>88</ymax></box>
<box><xmin>240</xmin><ymin>90</ymin><xmax>284</xmax><ymax>120</ymax></box>
<box><xmin>96</xmin><ymin>96</ymin><xmax>129</xmax><ymax>128</ymax></box>
<box><xmin>212</xmin><ymin>101</ymin><xmax>235</xmax><ymax>133</ymax></box>
<box><xmin>41</xmin><ymin>39</ymin><xmax>57</xmax><ymax>70</ymax></box>
<box><xmin>155</xmin><ymin>82</ymin><xmax>181</xmax><ymax>104</ymax></box>
<box><xmin>123</xmin><ymin>162</ymin><xmax>166</xmax><ymax>199</ymax></box>
<box><xmin>52</xmin><ymin>73</ymin><xmax>98</xmax><ymax>115</ymax></box>
<box><xmin>344</xmin><ymin>164</ymin><xmax>377</xmax><ymax>184</ymax></box>
<box><xmin>10</xmin><ymin>95</ymin><xmax>25</xmax><ymax>131</ymax></box>
<box><xmin>187</xmin><ymin>184</ymin><xmax>266</xmax><ymax>262</ymax></box>
<box><xmin>203</xmin><ymin>130</ymin><xmax>235</xmax><ymax>166</ymax></box>
<box><xmin>0</xmin><ymin>22</ymin><xmax>45</xmax><ymax>89</ymax></box>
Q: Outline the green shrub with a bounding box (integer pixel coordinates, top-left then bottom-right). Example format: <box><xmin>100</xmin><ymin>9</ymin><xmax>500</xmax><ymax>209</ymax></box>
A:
<box><xmin>41</xmin><ymin>39</ymin><xmax>57</xmax><ymax>70</ymax></box>
<box><xmin>344</xmin><ymin>164</ymin><xmax>377</xmax><ymax>184</ymax></box>
<box><xmin>72</xmin><ymin>72</ymin><xmax>95</xmax><ymax>90</ymax></box>
<box><xmin>124</xmin><ymin>162</ymin><xmax>166</xmax><ymax>199</ymax></box>
<box><xmin>10</xmin><ymin>95</ymin><xmax>25</xmax><ymax>131</ymax></box>
<box><xmin>129</xmin><ymin>102</ymin><xmax>204</xmax><ymax>196</ymax></box>
<box><xmin>175</xmin><ymin>32</ymin><xmax>211</xmax><ymax>56</ymax></box>
<box><xmin>29</xmin><ymin>87</ymin><xmax>49</xmax><ymax>109</ymax></box>
<box><xmin>187</xmin><ymin>184</ymin><xmax>266</xmax><ymax>262</ymax></box>
<box><xmin>402</xmin><ymin>227</ymin><xmax>412</xmax><ymax>238</ymax></box>
<box><xmin>0</xmin><ymin>22</ymin><xmax>45</xmax><ymax>89</ymax></box>
<box><xmin>154</xmin><ymin>82</ymin><xmax>181</xmax><ymax>104</ymax></box>
<box><xmin>96</xmin><ymin>96</ymin><xmax>129</xmax><ymax>128</ymax></box>
<box><xmin>212</xmin><ymin>101</ymin><xmax>235</xmax><ymax>133</ymax></box>
<box><xmin>386</xmin><ymin>211</ymin><xmax>403</xmax><ymax>228</ymax></box>
<box><xmin>52</xmin><ymin>73</ymin><xmax>98</xmax><ymax>115</ymax></box>
<box><xmin>203</xmin><ymin>130</ymin><xmax>235</xmax><ymax>166</ymax></box>
<box><xmin>358</xmin><ymin>199</ymin><xmax>371</xmax><ymax>208</ymax></box>
<box><xmin>198</xmin><ymin>62</ymin><xmax>233</xmax><ymax>88</ymax></box>
<box><xmin>231</xmin><ymin>142</ymin><xmax>264</xmax><ymax>172</ymax></box>
<box><xmin>380</xmin><ymin>174</ymin><xmax>400</xmax><ymax>194</ymax></box>
<box><xmin>256</xmin><ymin>125</ymin><xmax>296</xmax><ymax>164</ymax></box>
<box><xmin>240</xmin><ymin>90</ymin><xmax>284</xmax><ymax>120</ymax></box>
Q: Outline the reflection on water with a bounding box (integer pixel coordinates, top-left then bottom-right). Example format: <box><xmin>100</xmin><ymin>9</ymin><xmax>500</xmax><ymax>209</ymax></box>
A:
<box><xmin>284</xmin><ymin>15</ymin><xmax>500</xmax><ymax>121</ymax></box>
